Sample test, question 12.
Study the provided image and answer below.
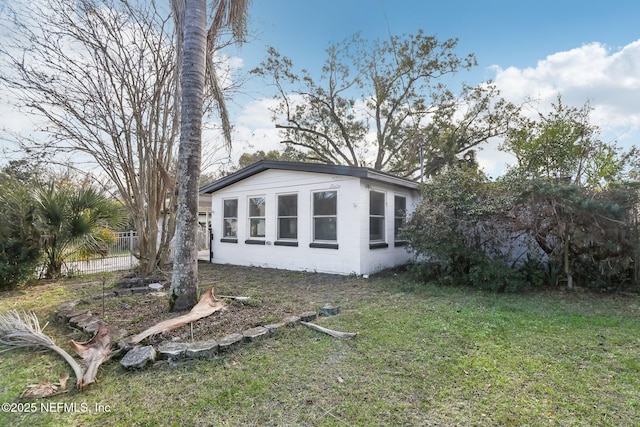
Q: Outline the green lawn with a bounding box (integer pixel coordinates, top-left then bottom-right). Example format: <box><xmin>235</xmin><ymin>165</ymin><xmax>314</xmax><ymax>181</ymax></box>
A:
<box><xmin>1</xmin><ymin>268</ymin><xmax>639</xmax><ymax>426</ymax></box>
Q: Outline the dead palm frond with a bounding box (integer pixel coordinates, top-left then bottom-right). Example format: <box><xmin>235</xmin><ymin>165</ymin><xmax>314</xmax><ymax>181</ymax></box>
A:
<box><xmin>0</xmin><ymin>310</ymin><xmax>84</xmax><ymax>389</ymax></box>
<box><xmin>19</xmin><ymin>373</ymin><xmax>70</xmax><ymax>399</ymax></box>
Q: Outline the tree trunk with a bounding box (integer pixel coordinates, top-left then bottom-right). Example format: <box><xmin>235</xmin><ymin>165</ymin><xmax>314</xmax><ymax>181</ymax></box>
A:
<box><xmin>564</xmin><ymin>225</ymin><xmax>573</xmax><ymax>289</ymax></box>
<box><xmin>170</xmin><ymin>0</ymin><xmax>207</xmax><ymax>312</ymax></box>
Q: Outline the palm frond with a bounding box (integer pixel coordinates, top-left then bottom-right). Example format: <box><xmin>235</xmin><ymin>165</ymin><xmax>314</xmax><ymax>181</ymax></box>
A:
<box><xmin>0</xmin><ymin>310</ymin><xmax>84</xmax><ymax>389</ymax></box>
<box><xmin>0</xmin><ymin>310</ymin><xmax>54</xmax><ymax>350</ymax></box>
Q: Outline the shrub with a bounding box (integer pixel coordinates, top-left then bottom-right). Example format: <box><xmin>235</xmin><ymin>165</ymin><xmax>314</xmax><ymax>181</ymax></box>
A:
<box><xmin>403</xmin><ymin>165</ymin><xmax>519</xmax><ymax>290</ymax></box>
<box><xmin>0</xmin><ymin>174</ymin><xmax>41</xmax><ymax>289</ymax></box>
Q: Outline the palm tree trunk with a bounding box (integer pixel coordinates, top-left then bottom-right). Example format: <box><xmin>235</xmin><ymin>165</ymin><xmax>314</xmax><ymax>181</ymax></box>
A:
<box><xmin>169</xmin><ymin>0</ymin><xmax>207</xmax><ymax>311</ymax></box>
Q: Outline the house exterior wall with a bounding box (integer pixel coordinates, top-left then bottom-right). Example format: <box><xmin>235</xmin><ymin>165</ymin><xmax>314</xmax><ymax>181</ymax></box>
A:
<box><xmin>209</xmin><ymin>168</ymin><xmax>418</xmax><ymax>275</ymax></box>
<box><xmin>356</xmin><ymin>179</ymin><xmax>419</xmax><ymax>274</ymax></box>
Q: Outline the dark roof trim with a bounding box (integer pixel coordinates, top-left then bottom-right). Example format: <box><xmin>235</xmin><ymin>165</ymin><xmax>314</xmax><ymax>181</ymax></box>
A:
<box><xmin>199</xmin><ymin>160</ymin><xmax>419</xmax><ymax>194</ymax></box>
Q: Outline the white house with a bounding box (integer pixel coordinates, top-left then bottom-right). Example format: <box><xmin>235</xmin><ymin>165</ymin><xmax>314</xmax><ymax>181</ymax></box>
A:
<box><xmin>199</xmin><ymin>161</ymin><xmax>421</xmax><ymax>275</ymax></box>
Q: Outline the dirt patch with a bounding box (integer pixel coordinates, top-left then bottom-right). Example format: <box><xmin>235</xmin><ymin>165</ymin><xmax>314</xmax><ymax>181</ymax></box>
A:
<box><xmin>80</xmin><ymin>262</ymin><xmax>371</xmax><ymax>345</ymax></box>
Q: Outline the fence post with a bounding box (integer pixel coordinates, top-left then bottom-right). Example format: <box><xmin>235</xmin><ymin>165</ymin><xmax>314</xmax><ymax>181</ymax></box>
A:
<box><xmin>129</xmin><ymin>230</ymin><xmax>134</xmax><ymax>268</ymax></box>
<box><xmin>209</xmin><ymin>227</ymin><xmax>213</xmax><ymax>263</ymax></box>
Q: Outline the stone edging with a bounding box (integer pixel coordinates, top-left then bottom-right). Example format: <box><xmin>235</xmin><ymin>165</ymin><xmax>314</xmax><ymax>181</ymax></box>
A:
<box><xmin>54</xmin><ymin>298</ymin><xmax>340</xmax><ymax>371</ymax></box>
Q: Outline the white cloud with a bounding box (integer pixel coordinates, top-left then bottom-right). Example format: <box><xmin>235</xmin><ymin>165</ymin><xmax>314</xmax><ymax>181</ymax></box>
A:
<box><xmin>492</xmin><ymin>40</ymin><xmax>640</xmax><ymax>128</ymax></box>
<box><xmin>476</xmin><ymin>39</ymin><xmax>640</xmax><ymax>177</ymax></box>
<box><xmin>228</xmin><ymin>97</ymin><xmax>283</xmax><ymax>160</ymax></box>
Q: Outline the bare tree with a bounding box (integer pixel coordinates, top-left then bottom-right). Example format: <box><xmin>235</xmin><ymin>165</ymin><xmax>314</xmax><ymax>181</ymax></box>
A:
<box><xmin>0</xmin><ymin>0</ymin><xmax>179</xmax><ymax>274</ymax></box>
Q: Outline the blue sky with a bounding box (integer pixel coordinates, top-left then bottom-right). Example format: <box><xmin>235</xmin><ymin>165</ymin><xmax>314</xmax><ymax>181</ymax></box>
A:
<box><xmin>240</xmin><ymin>0</ymin><xmax>638</xmax><ymax>80</ymax></box>
<box><xmin>1</xmin><ymin>1</ymin><xmax>639</xmax><ymax>178</ymax></box>
<box><xmin>224</xmin><ymin>0</ymin><xmax>640</xmax><ymax>176</ymax></box>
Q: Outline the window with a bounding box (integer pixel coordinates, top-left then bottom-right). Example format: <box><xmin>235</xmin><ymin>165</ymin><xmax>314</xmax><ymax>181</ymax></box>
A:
<box><xmin>313</xmin><ymin>191</ymin><xmax>337</xmax><ymax>242</ymax></box>
<box><xmin>369</xmin><ymin>191</ymin><xmax>385</xmax><ymax>242</ymax></box>
<box><xmin>248</xmin><ymin>197</ymin><xmax>266</xmax><ymax>238</ymax></box>
<box><xmin>394</xmin><ymin>195</ymin><xmax>407</xmax><ymax>245</ymax></box>
<box><xmin>277</xmin><ymin>194</ymin><xmax>298</xmax><ymax>241</ymax></box>
<box><xmin>222</xmin><ymin>199</ymin><xmax>237</xmax><ymax>239</ymax></box>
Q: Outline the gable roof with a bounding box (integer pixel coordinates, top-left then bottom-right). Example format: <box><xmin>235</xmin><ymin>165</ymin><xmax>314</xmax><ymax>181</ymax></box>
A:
<box><xmin>199</xmin><ymin>160</ymin><xmax>420</xmax><ymax>195</ymax></box>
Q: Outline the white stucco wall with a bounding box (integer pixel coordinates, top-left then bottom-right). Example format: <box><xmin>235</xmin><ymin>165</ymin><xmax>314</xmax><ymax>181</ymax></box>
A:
<box><xmin>208</xmin><ymin>169</ymin><xmax>419</xmax><ymax>275</ymax></box>
<box><xmin>356</xmin><ymin>179</ymin><xmax>419</xmax><ymax>275</ymax></box>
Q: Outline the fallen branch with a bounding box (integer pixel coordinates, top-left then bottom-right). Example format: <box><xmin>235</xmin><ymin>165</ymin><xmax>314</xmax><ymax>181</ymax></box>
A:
<box><xmin>69</xmin><ymin>322</ymin><xmax>112</xmax><ymax>390</ymax></box>
<box><xmin>218</xmin><ymin>295</ymin><xmax>250</xmax><ymax>303</ymax></box>
<box><xmin>300</xmin><ymin>321</ymin><xmax>358</xmax><ymax>339</ymax></box>
<box><xmin>0</xmin><ymin>310</ymin><xmax>84</xmax><ymax>390</ymax></box>
<box><xmin>127</xmin><ymin>288</ymin><xmax>226</xmax><ymax>345</ymax></box>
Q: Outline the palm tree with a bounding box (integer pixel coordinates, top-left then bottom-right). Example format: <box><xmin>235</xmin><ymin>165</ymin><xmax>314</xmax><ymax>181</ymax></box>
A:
<box><xmin>35</xmin><ymin>183</ymin><xmax>126</xmax><ymax>278</ymax></box>
<box><xmin>169</xmin><ymin>0</ymin><xmax>249</xmax><ymax>311</ymax></box>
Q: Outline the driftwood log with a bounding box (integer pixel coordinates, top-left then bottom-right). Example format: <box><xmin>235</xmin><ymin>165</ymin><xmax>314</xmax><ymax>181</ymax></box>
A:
<box><xmin>300</xmin><ymin>321</ymin><xmax>358</xmax><ymax>339</ymax></box>
<box><xmin>126</xmin><ymin>288</ymin><xmax>225</xmax><ymax>345</ymax></box>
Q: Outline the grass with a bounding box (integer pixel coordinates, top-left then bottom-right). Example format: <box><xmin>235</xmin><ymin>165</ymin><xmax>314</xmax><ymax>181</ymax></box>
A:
<box><xmin>0</xmin><ymin>267</ymin><xmax>639</xmax><ymax>426</ymax></box>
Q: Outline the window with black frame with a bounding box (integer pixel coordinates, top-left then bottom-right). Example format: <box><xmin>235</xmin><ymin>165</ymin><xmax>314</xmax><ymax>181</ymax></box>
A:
<box><xmin>222</xmin><ymin>198</ymin><xmax>238</xmax><ymax>239</ymax></box>
<box><xmin>369</xmin><ymin>190</ymin><xmax>385</xmax><ymax>242</ymax></box>
<box><xmin>277</xmin><ymin>194</ymin><xmax>298</xmax><ymax>241</ymax></box>
<box><xmin>312</xmin><ymin>191</ymin><xmax>337</xmax><ymax>243</ymax></box>
<box><xmin>248</xmin><ymin>196</ymin><xmax>266</xmax><ymax>238</ymax></box>
<box><xmin>394</xmin><ymin>195</ymin><xmax>407</xmax><ymax>245</ymax></box>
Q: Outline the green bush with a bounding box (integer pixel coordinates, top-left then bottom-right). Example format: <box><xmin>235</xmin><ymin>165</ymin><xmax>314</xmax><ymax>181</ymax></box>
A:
<box><xmin>403</xmin><ymin>165</ymin><xmax>521</xmax><ymax>290</ymax></box>
<box><xmin>0</xmin><ymin>174</ymin><xmax>41</xmax><ymax>289</ymax></box>
<box><xmin>0</xmin><ymin>238</ymin><xmax>40</xmax><ymax>288</ymax></box>
<box><xmin>468</xmin><ymin>259</ymin><xmax>528</xmax><ymax>292</ymax></box>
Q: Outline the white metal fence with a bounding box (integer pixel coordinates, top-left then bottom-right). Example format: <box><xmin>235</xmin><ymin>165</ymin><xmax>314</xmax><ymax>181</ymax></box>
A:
<box><xmin>63</xmin><ymin>231</ymin><xmax>138</xmax><ymax>276</ymax></box>
<box><xmin>64</xmin><ymin>227</ymin><xmax>211</xmax><ymax>276</ymax></box>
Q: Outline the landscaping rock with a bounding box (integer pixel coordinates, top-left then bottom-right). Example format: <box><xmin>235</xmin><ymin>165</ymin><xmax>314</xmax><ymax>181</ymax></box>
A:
<box><xmin>120</xmin><ymin>345</ymin><xmax>156</xmax><ymax>369</ymax></box>
<box><xmin>69</xmin><ymin>312</ymin><xmax>93</xmax><ymax>328</ymax></box>
<box><xmin>148</xmin><ymin>283</ymin><xmax>164</xmax><ymax>292</ymax></box>
<box><xmin>321</xmin><ymin>304</ymin><xmax>340</xmax><ymax>316</ymax></box>
<box><xmin>113</xmin><ymin>287</ymin><xmax>149</xmax><ymax>296</ymax></box>
<box><xmin>79</xmin><ymin>318</ymin><xmax>101</xmax><ymax>335</ymax></box>
<box><xmin>264</xmin><ymin>321</ymin><xmax>287</xmax><ymax>335</ymax></box>
<box><xmin>157</xmin><ymin>341</ymin><xmax>188</xmax><ymax>361</ymax></box>
<box><xmin>185</xmin><ymin>339</ymin><xmax>219</xmax><ymax>359</ymax></box>
<box><xmin>83</xmin><ymin>322</ymin><xmax>101</xmax><ymax>335</ymax></box>
<box><xmin>299</xmin><ymin>311</ymin><xmax>318</xmax><ymax>322</ymax></box>
<box><xmin>116</xmin><ymin>277</ymin><xmax>143</xmax><ymax>289</ymax></box>
<box><xmin>242</xmin><ymin>326</ymin><xmax>268</xmax><ymax>342</ymax></box>
<box><xmin>57</xmin><ymin>308</ymin><xmax>90</xmax><ymax>324</ymax></box>
<box><xmin>118</xmin><ymin>338</ymin><xmax>134</xmax><ymax>352</ymax></box>
<box><xmin>53</xmin><ymin>301</ymin><xmax>79</xmax><ymax>322</ymax></box>
<box><xmin>217</xmin><ymin>333</ymin><xmax>243</xmax><ymax>352</ymax></box>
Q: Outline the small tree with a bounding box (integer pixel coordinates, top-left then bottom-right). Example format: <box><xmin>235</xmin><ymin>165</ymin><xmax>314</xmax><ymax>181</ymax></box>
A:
<box><xmin>501</xmin><ymin>95</ymin><xmax>640</xmax><ymax>289</ymax></box>
<box><xmin>34</xmin><ymin>181</ymin><xmax>126</xmax><ymax>278</ymax></box>
<box><xmin>507</xmin><ymin>179</ymin><xmax>640</xmax><ymax>289</ymax></box>
<box><xmin>500</xmin><ymin>96</ymin><xmax>634</xmax><ymax>189</ymax></box>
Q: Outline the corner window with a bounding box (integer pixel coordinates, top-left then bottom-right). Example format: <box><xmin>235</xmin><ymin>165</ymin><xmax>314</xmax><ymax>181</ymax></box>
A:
<box><xmin>277</xmin><ymin>194</ymin><xmax>298</xmax><ymax>240</ymax></box>
<box><xmin>369</xmin><ymin>191</ymin><xmax>385</xmax><ymax>242</ymax></box>
<box><xmin>222</xmin><ymin>199</ymin><xmax>238</xmax><ymax>238</ymax></box>
<box><xmin>248</xmin><ymin>197</ymin><xmax>266</xmax><ymax>238</ymax></box>
<box><xmin>394</xmin><ymin>195</ymin><xmax>407</xmax><ymax>241</ymax></box>
<box><xmin>313</xmin><ymin>191</ymin><xmax>337</xmax><ymax>242</ymax></box>
<box><xmin>393</xmin><ymin>195</ymin><xmax>408</xmax><ymax>247</ymax></box>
